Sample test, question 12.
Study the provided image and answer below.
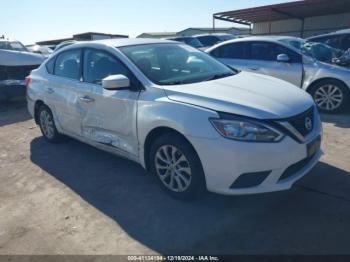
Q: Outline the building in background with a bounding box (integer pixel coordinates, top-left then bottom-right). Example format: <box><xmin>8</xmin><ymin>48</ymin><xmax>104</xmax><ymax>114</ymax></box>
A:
<box><xmin>177</xmin><ymin>27</ymin><xmax>249</xmax><ymax>36</ymax></box>
<box><xmin>213</xmin><ymin>0</ymin><xmax>350</xmax><ymax>38</ymax></box>
<box><xmin>136</xmin><ymin>32</ymin><xmax>178</xmax><ymax>39</ymax></box>
<box><xmin>36</xmin><ymin>32</ymin><xmax>128</xmax><ymax>46</ymax></box>
<box><xmin>137</xmin><ymin>27</ymin><xmax>248</xmax><ymax>39</ymax></box>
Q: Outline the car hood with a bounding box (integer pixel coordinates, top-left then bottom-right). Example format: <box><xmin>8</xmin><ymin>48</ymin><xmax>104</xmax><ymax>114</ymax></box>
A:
<box><xmin>0</xmin><ymin>49</ymin><xmax>46</xmax><ymax>66</ymax></box>
<box><xmin>315</xmin><ymin>59</ymin><xmax>350</xmax><ymax>72</ymax></box>
<box><xmin>162</xmin><ymin>71</ymin><xmax>315</xmax><ymax>119</ymax></box>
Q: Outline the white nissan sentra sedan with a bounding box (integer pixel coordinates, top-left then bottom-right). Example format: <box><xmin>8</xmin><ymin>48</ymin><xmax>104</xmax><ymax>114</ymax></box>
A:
<box><xmin>26</xmin><ymin>39</ymin><xmax>322</xmax><ymax>199</ymax></box>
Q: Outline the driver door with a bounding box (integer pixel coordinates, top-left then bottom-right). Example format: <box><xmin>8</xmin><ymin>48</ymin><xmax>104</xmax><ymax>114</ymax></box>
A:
<box><xmin>80</xmin><ymin>48</ymin><xmax>140</xmax><ymax>158</ymax></box>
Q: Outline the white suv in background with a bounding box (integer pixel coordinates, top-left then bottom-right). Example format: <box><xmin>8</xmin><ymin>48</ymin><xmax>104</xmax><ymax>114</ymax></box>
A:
<box><xmin>27</xmin><ymin>39</ymin><xmax>322</xmax><ymax>199</ymax></box>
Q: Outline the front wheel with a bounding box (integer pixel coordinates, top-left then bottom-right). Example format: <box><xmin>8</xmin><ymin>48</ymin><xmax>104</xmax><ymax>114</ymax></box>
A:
<box><xmin>310</xmin><ymin>80</ymin><xmax>350</xmax><ymax>113</ymax></box>
<box><xmin>149</xmin><ymin>133</ymin><xmax>206</xmax><ymax>200</ymax></box>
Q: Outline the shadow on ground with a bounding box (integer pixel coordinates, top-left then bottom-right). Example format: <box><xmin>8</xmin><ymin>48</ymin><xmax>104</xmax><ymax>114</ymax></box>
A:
<box><xmin>321</xmin><ymin>110</ymin><xmax>350</xmax><ymax>129</ymax></box>
<box><xmin>29</xmin><ymin>136</ymin><xmax>350</xmax><ymax>254</ymax></box>
<box><xmin>0</xmin><ymin>100</ymin><xmax>31</xmax><ymax>127</ymax></box>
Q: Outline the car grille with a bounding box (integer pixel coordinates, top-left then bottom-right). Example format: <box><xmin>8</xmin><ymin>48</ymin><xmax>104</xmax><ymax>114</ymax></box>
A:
<box><xmin>287</xmin><ymin>107</ymin><xmax>314</xmax><ymax>137</ymax></box>
<box><xmin>0</xmin><ymin>65</ymin><xmax>39</xmax><ymax>81</ymax></box>
<box><xmin>272</xmin><ymin>107</ymin><xmax>315</xmax><ymax>143</ymax></box>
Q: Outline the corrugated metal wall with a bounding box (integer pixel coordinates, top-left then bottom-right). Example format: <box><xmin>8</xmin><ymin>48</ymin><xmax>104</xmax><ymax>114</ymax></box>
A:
<box><xmin>253</xmin><ymin>12</ymin><xmax>350</xmax><ymax>37</ymax></box>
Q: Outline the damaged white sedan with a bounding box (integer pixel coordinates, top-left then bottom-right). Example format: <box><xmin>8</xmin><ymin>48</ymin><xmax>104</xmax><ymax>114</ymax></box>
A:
<box><xmin>27</xmin><ymin>39</ymin><xmax>322</xmax><ymax>199</ymax></box>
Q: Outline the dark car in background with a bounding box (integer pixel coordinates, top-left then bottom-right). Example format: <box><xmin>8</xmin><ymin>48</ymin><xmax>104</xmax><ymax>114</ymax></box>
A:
<box><xmin>0</xmin><ymin>39</ymin><xmax>45</xmax><ymax>101</ymax></box>
<box><xmin>308</xmin><ymin>29</ymin><xmax>350</xmax><ymax>52</ymax></box>
<box><xmin>166</xmin><ymin>36</ymin><xmax>204</xmax><ymax>49</ymax></box>
<box><xmin>194</xmin><ymin>33</ymin><xmax>235</xmax><ymax>48</ymax></box>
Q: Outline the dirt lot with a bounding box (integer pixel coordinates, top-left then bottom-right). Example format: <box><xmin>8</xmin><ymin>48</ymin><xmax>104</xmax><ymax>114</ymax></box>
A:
<box><xmin>0</xmin><ymin>100</ymin><xmax>349</xmax><ymax>255</ymax></box>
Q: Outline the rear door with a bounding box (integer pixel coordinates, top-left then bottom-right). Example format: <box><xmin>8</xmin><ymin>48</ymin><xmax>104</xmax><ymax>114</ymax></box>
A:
<box><xmin>80</xmin><ymin>48</ymin><xmax>140</xmax><ymax>157</ymax></box>
<box><xmin>45</xmin><ymin>48</ymin><xmax>93</xmax><ymax>136</ymax></box>
<box><xmin>246</xmin><ymin>41</ymin><xmax>303</xmax><ymax>86</ymax></box>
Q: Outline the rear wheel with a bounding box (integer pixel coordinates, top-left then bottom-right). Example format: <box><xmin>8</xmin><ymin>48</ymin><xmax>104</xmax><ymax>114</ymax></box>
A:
<box><xmin>149</xmin><ymin>133</ymin><xmax>206</xmax><ymax>200</ymax></box>
<box><xmin>38</xmin><ymin>105</ymin><xmax>61</xmax><ymax>143</ymax></box>
<box><xmin>310</xmin><ymin>80</ymin><xmax>349</xmax><ymax>113</ymax></box>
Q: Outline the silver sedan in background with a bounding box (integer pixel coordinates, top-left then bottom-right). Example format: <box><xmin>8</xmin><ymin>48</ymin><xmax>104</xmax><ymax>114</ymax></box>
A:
<box><xmin>207</xmin><ymin>36</ymin><xmax>350</xmax><ymax>113</ymax></box>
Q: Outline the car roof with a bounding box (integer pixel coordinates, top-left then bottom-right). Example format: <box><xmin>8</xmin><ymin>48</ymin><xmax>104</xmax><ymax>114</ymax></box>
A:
<box><xmin>0</xmin><ymin>39</ymin><xmax>18</xmax><ymax>42</ymax></box>
<box><xmin>206</xmin><ymin>35</ymin><xmax>304</xmax><ymax>55</ymax></box>
<box><xmin>52</xmin><ymin>38</ymin><xmax>180</xmax><ymax>54</ymax></box>
<box><xmin>308</xmin><ymin>29</ymin><xmax>350</xmax><ymax>39</ymax></box>
<box><xmin>195</xmin><ymin>33</ymin><xmax>233</xmax><ymax>37</ymax></box>
<box><xmin>95</xmin><ymin>38</ymin><xmax>175</xmax><ymax>47</ymax></box>
<box><xmin>167</xmin><ymin>36</ymin><xmax>195</xmax><ymax>39</ymax></box>
<box><xmin>221</xmin><ymin>35</ymin><xmax>302</xmax><ymax>43</ymax></box>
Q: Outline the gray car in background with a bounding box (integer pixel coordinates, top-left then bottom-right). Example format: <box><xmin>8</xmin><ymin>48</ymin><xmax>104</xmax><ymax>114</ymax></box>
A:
<box><xmin>307</xmin><ymin>29</ymin><xmax>350</xmax><ymax>52</ymax></box>
<box><xmin>207</xmin><ymin>36</ymin><xmax>350</xmax><ymax>113</ymax></box>
<box><xmin>195</xmin><ymin>33</ymin><xmax>235</xmax><ymax>48</ymax></box>
<box><xmin>166</xmin><ymin>36</ymin><xmax>204</xmax><ymax>49</ymax></box>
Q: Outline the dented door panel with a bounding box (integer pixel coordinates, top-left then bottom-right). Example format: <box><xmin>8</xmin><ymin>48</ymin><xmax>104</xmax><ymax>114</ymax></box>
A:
<box><xmin>82</xmin><ymin>84</ymin><xmax>140</xmax><ymax>157</ymax></box>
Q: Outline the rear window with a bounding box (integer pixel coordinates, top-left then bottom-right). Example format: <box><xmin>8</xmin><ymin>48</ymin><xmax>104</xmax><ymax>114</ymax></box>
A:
<box><xmin>46</xmin><ymin>58</ymin><xmax>55</xmax><ymax>74</ymax></box>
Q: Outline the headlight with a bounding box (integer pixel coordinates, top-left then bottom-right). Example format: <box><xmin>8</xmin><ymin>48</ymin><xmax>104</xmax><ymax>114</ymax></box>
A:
<box><xmin>210</xmin><ymin>118</ymin><xmax>284</xmax><ymax>142</ymax></box>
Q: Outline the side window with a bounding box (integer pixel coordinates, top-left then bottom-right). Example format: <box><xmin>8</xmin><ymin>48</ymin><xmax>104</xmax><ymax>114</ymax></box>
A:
<box><xmin>45</xmin><ymin>57</ymin><xmax>55</xmax><ymax>74</ymax></box>
<box><xmin>250</xmin><ymin>42</ymin><xmax>277</xmax><ymax>61</ymax></box>
<box><xmin>54</xmin><ymin>49</ymin><xmax>81</xmax><ymax>80</ymax></box>
<box><xmin>212</xmin><ymin>42</ymin><xmax>249</xmax><ymax>59</ymax></box>
<box><xmin>310</xmin><ymin>36</ymin><xmax>327</xmax><ymax>44</ymax></box>
<box><xmin>324</xmin><ymin>36</ymin><xmax>341</xmax><ymax>49</ymax></box>
<box><xmin>249</xmin><ymin>42</ymin><xmax>301</xmax><ymax>63</ymax></box>
<box><xmin>83</xmin><ymin>49</ymin><xmax>131</xmax><ymax>85</ymax></box>
<box><xmin>340</xmin><ymin>35</ymin><xmax>350</xmax><ymax>50</ymax></box>
<box><xmin>275</xmin><ymin>45</ymin><xmax>302</xmax><ymax>63</ymax></box>
<box><xmin>198</xmin><ymin>36</ymin><xmax>219</xmax><ymax>46</ymax></box>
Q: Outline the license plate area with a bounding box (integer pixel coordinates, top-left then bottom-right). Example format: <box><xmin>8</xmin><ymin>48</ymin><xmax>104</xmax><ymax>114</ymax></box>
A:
<box><xmin>307</xmin><ymin>136</ymin><xmax>321</xmax><ymax>158</ymax></box>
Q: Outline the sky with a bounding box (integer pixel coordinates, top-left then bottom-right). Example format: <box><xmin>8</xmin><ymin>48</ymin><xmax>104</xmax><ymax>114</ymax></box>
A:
<box><xmin>0</xmin><ymin>0</ymin><xmax>294</xmax><ymax>44</ymax></box>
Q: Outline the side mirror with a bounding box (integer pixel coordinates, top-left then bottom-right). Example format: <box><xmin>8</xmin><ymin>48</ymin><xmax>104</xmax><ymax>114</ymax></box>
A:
<box><xmin>102</xmin><ymin>74</ymin><xmax>130</xmax><ymax>90</ymax></box>
<box><xmin>277</xmin><ymin>53</ymin><xmax>290</xmax><ymax>62</ymax></box>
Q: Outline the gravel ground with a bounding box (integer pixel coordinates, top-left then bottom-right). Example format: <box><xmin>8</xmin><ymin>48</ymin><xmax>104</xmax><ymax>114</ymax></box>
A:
<box><xmin>0</xmin><ymin>101</ymin><xmax>349</xmax><ymax>255</ymax></box>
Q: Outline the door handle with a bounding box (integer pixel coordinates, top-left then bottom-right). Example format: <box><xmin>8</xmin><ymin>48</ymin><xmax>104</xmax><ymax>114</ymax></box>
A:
<box><xmin>248</xmin><ymin>67</ymin><xmax>259</xmax><ymax>71</ymax></box>
<box><xmin>46</xmin><ymin>88</ymin><xmax>54</xmax><ymax>94</ymax></box>
<box><xmin>79</xmin><ymin>96</ymin><xmax>95</xmax><ymax>103</ymax></box>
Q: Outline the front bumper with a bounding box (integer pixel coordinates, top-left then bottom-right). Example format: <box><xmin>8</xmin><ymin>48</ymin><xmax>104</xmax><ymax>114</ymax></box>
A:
<box><xmin>0</xmin><ymin>79</ymin><xmax>26</xmax><ymax>100</ymax></box>
<box><xmin>189</xmin><ymin>131</ymin><xmax>322</xmax><ymax>195</ymax></box>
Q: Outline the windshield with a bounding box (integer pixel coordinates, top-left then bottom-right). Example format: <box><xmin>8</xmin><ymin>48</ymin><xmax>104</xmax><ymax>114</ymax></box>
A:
<box><xmin>0</xmin><ymin>41</ymin><xmax>28</xmax><ymax>52</ymax></box>
<box><xmin>280</xmin><ymin>38</ymin><xmax>344</xmax><ymax>64</ymax></box>
<box><xmin>120</xmin><ymin>43</ymin><xmax>235</xmax><ymax>85</ymax></box>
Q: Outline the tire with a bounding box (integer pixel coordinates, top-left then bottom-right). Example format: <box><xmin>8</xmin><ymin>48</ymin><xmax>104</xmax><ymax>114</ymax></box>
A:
<box><xmin>149</xmin><ymin>132</ymin><xmax>206</xmax><ymax>200</ymax></box>
<box><xmin>38</xmin><ymin>105</ymin><xmax>61</xmax><ymax>143</ymax></box>
<box><xmin>309</xmin><ymin>79</ymin><xmax>350</xmax><ymax>114</ymax></box>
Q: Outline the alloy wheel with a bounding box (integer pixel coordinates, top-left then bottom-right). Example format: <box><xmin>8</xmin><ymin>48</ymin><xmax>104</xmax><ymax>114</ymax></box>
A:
<box><xmin>154</xmin><ymin>145</ymin><xmax>192</xmax><ymax>192</ymax></box>
<box><xmin>40</xmin><ymin>110</ymin><xmax>55</xmax><ymax>139</ymax></box>
<box><xmin>314</xmin><ymin>84</ymin><xmax>344</xmax><ymax>111</ymax></box>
